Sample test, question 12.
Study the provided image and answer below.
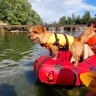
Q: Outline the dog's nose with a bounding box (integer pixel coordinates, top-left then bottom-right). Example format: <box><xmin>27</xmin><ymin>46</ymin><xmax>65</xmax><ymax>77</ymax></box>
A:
<box><xmin>28</xmin><ymin>36</ymin><xmax>30</xmax><ymax>39</ymax></box>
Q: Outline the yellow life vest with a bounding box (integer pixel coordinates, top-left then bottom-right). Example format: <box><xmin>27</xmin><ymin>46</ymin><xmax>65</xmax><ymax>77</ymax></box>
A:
<box><xmin>44</xmin><ymin>33</ymin><xmax>74</xmax><ymax>48</ymax></box>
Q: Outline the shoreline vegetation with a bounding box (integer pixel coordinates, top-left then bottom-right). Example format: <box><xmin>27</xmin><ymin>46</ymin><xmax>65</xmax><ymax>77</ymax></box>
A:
<box><xmin>0</xmin><ymin>0</ymin><xmax>96</xmax><ymax>27</ymax></box>
<box><xmin>0</xmin><ymin>0</ymin><xmax>95</xmax><ymax>33</ymax></box>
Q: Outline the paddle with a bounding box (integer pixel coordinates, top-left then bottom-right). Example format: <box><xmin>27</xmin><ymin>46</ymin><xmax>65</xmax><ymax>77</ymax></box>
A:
<box><xmin>80</xmin><ymin>71</ymin><xmax>96</xmax><ymax>93</ymax></box>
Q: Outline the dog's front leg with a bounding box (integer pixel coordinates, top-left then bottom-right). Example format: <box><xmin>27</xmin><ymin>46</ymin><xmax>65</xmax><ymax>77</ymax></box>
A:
<box><xmin>74</xmin><ymin>56</ymin><xmax>80</xmax><ymax>67</ymax></box>
<box><xmin>48</xmin><ymin>48</ymin><xmax>53</xmax><ymax>56</ymax></box>
<box><xmin>49</xmin><ymin>45</ymin><xmax>59</xmax><ymax>60</ymax></box>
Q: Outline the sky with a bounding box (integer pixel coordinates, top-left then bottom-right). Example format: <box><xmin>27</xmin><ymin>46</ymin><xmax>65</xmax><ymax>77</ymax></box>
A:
<box><xmin>28</xmin><ymin>0</ymin><xmax>96</xmax><ymax>23</ymax></box>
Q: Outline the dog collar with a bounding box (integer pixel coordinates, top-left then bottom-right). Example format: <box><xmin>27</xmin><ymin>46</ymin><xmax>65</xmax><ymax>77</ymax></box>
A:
<box><xmin>40</xmin><ymin>33</ymin><xmax>54</xmax><ymax>47</ymax></box>
<box><xmin>40</xmin><ymin>43</ymin><xmax>47</xmax><ymax>47</ymax></box>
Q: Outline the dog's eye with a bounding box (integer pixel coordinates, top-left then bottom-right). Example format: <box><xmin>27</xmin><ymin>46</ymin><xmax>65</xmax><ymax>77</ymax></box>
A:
<box><xmin>34</xmin><ymin>31</ymin><xmax>37</xmax><ymax>34</ymax></box>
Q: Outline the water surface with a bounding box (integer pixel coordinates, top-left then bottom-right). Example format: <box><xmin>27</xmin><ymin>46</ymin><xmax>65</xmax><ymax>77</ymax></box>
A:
<box><xmin>0</xmin><ymin>31</ymin><xmax>95</xmax><ymax>96</ymax></box>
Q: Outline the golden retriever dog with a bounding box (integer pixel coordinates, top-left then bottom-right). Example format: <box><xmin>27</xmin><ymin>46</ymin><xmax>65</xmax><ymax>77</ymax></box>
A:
<box><xmin>28</xmin><ymin>25</ymin><xmax>93</xmax><ymax>67</ymax></box>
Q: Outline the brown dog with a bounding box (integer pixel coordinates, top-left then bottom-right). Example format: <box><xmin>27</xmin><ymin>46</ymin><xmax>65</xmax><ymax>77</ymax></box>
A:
<box><xmin>28</xmin><ymin>26</ymin><xmax>74</xmax><ymax>59</ymax></box>
<box><xmin>69</xmin><ymin>25</ymin><xmax>93</xmax><ymax>66</ymax></box>
<box><xmin>28</xmin><ymin>25</ymin><xmax>93</xmax><ymax>66</ymax></box>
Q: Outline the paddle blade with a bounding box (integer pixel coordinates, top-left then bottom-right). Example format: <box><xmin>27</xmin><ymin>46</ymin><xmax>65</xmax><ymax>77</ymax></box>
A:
<box><xmin>80</xmin><ymin>72</ymin><xmax>96</xmax><ymax>93</ymax></box>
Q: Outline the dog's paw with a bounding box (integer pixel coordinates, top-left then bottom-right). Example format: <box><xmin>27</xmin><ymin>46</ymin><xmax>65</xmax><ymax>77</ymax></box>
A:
<box><xmin>46</xmin><ymin>55</ymin><xmax>51</xmax><ymax>57</ymax></box>
<box><xmin>74</xmin><ymin>64</ymin><xmax>77</xmax><ymax>68</ymax></box>
<box><xmin>52</xmin><ymin>57</ymin><xmax>56</xmax><ymax>61</ymax></box>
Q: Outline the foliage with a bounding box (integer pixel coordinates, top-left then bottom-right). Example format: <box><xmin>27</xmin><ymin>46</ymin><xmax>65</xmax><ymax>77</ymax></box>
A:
<box><xmin>59</xmin><ymin>16</ymin><xmax>67</xmax><ymax>25</ymax></box>
<box><xmin>0</xmin><ymin>0</ymin><xmax>95</xmax><ymax>26</ymax></box>
<box><xmin>82</xmin><ymin>11</ymin><xmax>91</xmax><ymax>24</ymax></box>
<box><xmin>58</xmin><ymin>11</ymin><xmax>96</xmax><ymax>25</ymax></box>
<box><xmin>0</xmin><ymin>0</ymin><xmax>43</xmax><ymax>25</ymax></box>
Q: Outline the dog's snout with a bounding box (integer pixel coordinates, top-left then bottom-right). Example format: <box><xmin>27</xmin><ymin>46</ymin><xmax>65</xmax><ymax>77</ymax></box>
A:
<box><xmin>28</xmin><ymin>36</ymin><xmax>30</xmax><ymax>39</ymax></box>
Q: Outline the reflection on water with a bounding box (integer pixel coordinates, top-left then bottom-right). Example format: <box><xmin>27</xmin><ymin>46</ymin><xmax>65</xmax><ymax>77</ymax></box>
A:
<box><xmin>0</xmin><ymin>32</ymin><xmax>48</xmax><ymax>77</ymax></box>
<box><xmin>34</xmin><ymin>80</ymin><xmax>93</xmax><ymax>96</ymax></box>
<box><xmin>0</xmin><ymin>31</ymin><xmax>95</xmax><ymax>96</ymax></box>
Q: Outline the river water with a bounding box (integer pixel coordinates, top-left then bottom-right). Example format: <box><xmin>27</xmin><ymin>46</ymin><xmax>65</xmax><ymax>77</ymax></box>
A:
<box><xmin>0</xmin><ymin>31</ymin><xmax>95</xmax><ymax>96</ymax></box>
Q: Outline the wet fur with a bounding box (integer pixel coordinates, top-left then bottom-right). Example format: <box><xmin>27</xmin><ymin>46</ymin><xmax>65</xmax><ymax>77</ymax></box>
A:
<box><xmin>28</xmin><ymin>25</ymin><xmax>93</xmax><ymax>66</ymax></box>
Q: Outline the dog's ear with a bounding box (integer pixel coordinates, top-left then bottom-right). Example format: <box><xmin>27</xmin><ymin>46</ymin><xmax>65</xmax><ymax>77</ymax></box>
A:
<box><xmin>36</xmin><ymin>26</ymin><xmax>45</xmax><ymax>33</ymax></box>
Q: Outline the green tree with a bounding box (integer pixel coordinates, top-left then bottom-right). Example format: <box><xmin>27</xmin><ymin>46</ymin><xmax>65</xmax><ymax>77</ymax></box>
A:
<box><xmin>75</xmin><ymin>15</ymin><xmax>81</xmax><ymax>24</ymax></box>
<box><xmin>59</xmin><ymin>16</ymin><xmax>67</xmax><ymax>25</ymax></box>
<box><xmin>58</xmin><ymin>11</ymin><xmax>93</xmax><ymax>25</ymax></box>
<box><xmin>67</xmin><ymin>17</ymin><xmax>72</xmax><ymax>24</ymax></box>
<box><xmin>82</xmin><ymin>11</ymin><xmax>91</xmax><ymax>24</ymax></box>
<box><xmin>51</xmin><ymin>21</ymin><xmax>58</xmax><ymax>25</ymax></box>
<box><xmin>0</xmin><ymin>0</ymin><xmax>43</xmax><ymax>25</ymax></box>
<box><xmin>72</xmin><ymin>13</ymin><xmax>75</xmax><ymax>24</ymax></box>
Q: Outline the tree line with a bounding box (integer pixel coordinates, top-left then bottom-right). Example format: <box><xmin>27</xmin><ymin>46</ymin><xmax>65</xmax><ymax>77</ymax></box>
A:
<box><xmin>0</xmin><ymin>0</ymin><xmax>96</xmax><ymax>25</ymax></box>
<box><xmin>47</xmin><ymin>11</ymin><xmax>96</xmax><ymax>25</ymax></box>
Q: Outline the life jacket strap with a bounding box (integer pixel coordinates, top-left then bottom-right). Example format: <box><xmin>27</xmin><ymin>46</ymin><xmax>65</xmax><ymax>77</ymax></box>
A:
<box><xmin>53</xmin><ymin>33</ymin><xmax>69</xmax><ymax>51</ymax></box>
<box><xmin>63</xmin><ymin>34</ymin><xmax>69</xmax><ymax>51</ymax></box>
<box><xmin>53</xmin><ymin>33</ymin><xmax>59</xmax><ymax>46</ymax></box>
<box><xmin>40</xmin><ymin>33</ymin><xmax>69</xmax><ymax>51</ymax></box>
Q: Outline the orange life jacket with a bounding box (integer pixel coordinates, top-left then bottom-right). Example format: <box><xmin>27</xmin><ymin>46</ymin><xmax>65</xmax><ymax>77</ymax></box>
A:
<box><xmin>86</xmin><ymin>34</ymin><xmax>96</xmax><ymax>53</ymax></box>
<box><xmin>87</xmin><ymin>34</ymin><xmax>96</xmax><ymax>45</ymax></box>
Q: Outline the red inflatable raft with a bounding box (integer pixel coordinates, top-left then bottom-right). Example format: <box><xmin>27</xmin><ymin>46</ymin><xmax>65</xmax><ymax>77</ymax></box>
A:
<box><xmin>34</xmin><ymin>51</ymin><xmax>96</xmax><ymax>86</ymax></box>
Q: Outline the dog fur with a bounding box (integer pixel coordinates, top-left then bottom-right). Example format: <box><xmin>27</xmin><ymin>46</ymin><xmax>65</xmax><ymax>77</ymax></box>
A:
<box><xmin>28</xmin><ymin>25</ymin><xmax>93</xmax><ymax>66</ymax></box>
<box><xmin>28</xmin><ymin>26</ymin><xmax>59</xmax><ymax>59</ymax></box>
<box><xmin>69</xmin><ymin>25</ymin><xmax>93</xmax><ymax>66</ymax></box>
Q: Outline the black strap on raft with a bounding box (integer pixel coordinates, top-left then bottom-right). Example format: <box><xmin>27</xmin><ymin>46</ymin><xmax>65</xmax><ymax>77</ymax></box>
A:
<box><xmin>53</xmin><ymin>33</ymin><xmax>69</xmax><ymax>51</ymax></box>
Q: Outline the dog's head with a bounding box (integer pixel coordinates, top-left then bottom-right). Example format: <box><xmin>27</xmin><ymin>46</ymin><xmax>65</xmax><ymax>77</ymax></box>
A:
<box><xmin>28</xmin><ymin>26</ymin><xmax>46</xmax><ymax>43</ymax></box>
